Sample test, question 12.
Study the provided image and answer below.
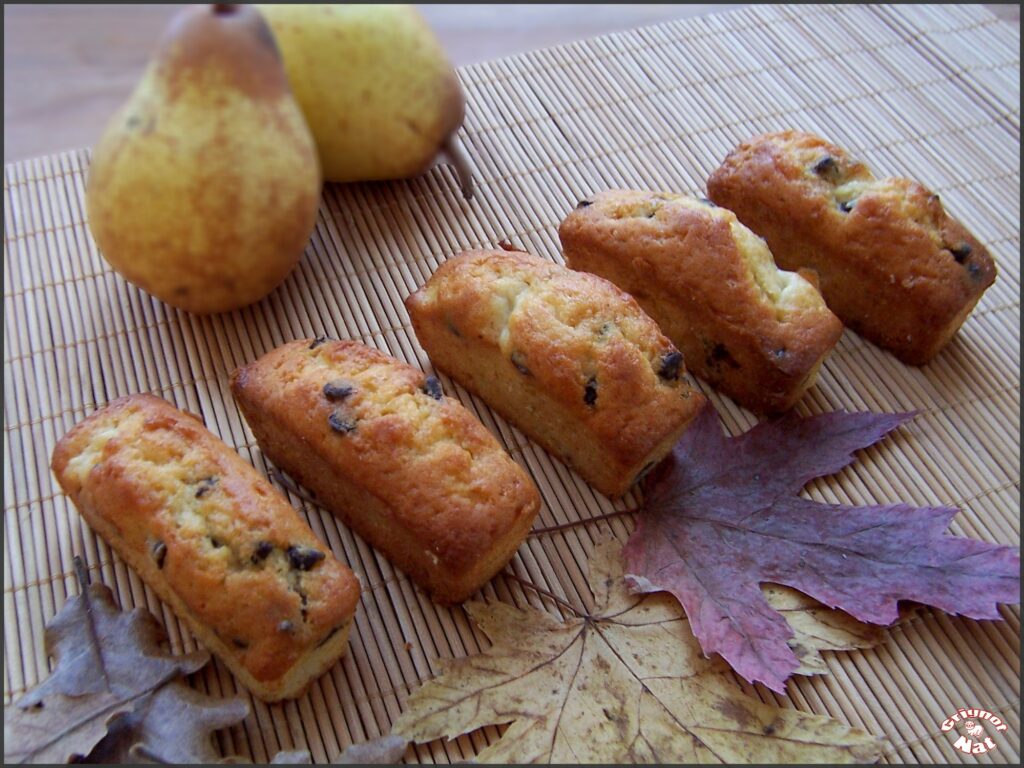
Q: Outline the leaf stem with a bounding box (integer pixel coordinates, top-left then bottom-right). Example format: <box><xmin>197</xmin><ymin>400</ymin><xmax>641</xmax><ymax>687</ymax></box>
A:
<box><xmin>73</xmin><ymin>556</ymin><xmax>112</xmax><ymax>692</ymax></box>
<box><xmin>530</xmin><ymin>508</ymin><xmax>636</xmax><ymax>536</ymax></box>
<box><xmin>501</xmin><ymin>571</ymin><xmax>586</xmax><ymax>618</ymax></box>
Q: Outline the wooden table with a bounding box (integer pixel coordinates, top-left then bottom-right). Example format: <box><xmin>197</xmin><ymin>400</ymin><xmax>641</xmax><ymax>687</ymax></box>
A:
<box><xmin>3</xmin><ymin>4</ymin><xmax>1018</xmax><ymax>163</ymax></box>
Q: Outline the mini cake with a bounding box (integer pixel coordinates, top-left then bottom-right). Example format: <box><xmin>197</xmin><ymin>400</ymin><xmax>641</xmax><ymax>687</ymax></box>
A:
<box><xmin>405</xmin><ymin>248</ymin><xmax>707</xmax><ymax>497</ymax></box>
<box><xmin>231</xmin><ymin>339</ymin><xmax>541</xmax><ymax>604</ymax></box>
<box><xmin>560</xmin><ymin>189</ymin><xmax>844</xmax><ymax>413</ymax></box>
<box><xmin>51</xmin><ymin>394</ymin><xmax>361</xmax><ymax>702</ymax></box>
<box><xmin>707</xmin><ymin>130</ymin><xmax>997</xmax><ymax>364</ymax></box>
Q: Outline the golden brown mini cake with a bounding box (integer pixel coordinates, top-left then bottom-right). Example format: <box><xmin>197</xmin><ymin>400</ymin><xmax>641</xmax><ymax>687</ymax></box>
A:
<box><xmin>560</xmin><ymin>190</ymin><xmax>844</xmax><ymax>413</ymax></box>
<box><xmin>707</xmin><ymin>130</ymin><xmax>997</xmax><ymax>365</ymax></box>
<box><xmin>51</xmin><ymin>394</ymin><xmax>360</xmax><ymax>702</ymax></box>
<box><xmin>405</xmin><ymin>249</ymin><xmax>707</xmax><ymax>497</ymax></box>
<box><xmin>231</xmin><ymin>339</ymin><xmax>541</xmax><ymax>604</ymax></box>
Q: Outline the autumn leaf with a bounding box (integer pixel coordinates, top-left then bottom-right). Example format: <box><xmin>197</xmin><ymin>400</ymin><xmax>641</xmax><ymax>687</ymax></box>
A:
<box><xmin>623</xmin><ymin>407</ymin><xmax>1021</xmax><ymax>693</ymax></box>
<box><xmin>4</xmin><ymin>690</ymin><xmax>134</xmax><ymax>765</ymax></box>
<box><xmin>392</xmin><ymin>539</ymin><xmax>882</xmax><ymax>763</ymax></box>
<box><xmin>333</xmin><ymin>735</ymin><xmax>409</xmax><ymax>764</ymax></box>
<box><xmin>265</xmin><ymin>736</ymin><xmax>407</xmax><ymax>765</ymax></box>
<box><xmin>760</xmin><ymin>585</ymin><xmax>881</xmax><ymax>677</ymax></box>
<box><xmin>4</xmin><ymin>559</ymin><xmax>210</xmax><ymax>763</ymax></box>
<box><xmin>82</xmin><ymin>682</ymin><xmax>249</xmax><ymax>764</ymax></box>
<box><xmin>5</xmin><ymin>560</ymin><xmax>249</xmax><ymax>764</ymax></box>
<box><xmin>4</xmin><ymin>558</ymin><xmax>409</xmax><ymax>765</ymax></box>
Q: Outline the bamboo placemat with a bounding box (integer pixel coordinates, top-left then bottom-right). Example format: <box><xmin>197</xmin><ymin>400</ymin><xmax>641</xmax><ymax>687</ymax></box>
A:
<box><xmin>3</xmin><ymin>3</ymin><xmax>1020</xmax><ymax>764</ymax></box>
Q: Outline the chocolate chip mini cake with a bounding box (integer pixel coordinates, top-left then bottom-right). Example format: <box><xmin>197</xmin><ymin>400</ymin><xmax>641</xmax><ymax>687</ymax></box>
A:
<box><xmin>560</xmin><ymin>190</ymin><xmax>844</xmax><ymax>413</ymax></box>
<box><xmin>51</xmin><ymin>394</ymin><xmax>360</xmax><ymax>702</ymax></box>
<box><xmin>707</xmin><ymin>130</ymin><xmax>997</xmax><ymax>365</ymax></box>
<box><xmin>231</xmin><ymin>339</ymin><xmax>541</xmax><ymax>604</ymax></box>
<box><xmin>405</xmin><ymin>248</ymin><xmax>706</xmax><ymax>497</ymax></box>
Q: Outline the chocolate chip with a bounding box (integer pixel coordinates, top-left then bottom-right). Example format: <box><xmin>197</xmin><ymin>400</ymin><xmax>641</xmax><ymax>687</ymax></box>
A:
<box><xmin>838</xmin><ymin>199</ymin><xmax>856</xmax><ymax>213</ymax></box>
<box><xmin>232</xmin><ymin>638</ymin><xmax>249</xmax><ymax>649</ymax></box>
<box><xmin>968</xmin><ymin>262</ymin><xmax>982</xmax><ymax>279</ymax></box>
<box><xmin>287</xmin><ymin>545</ymin><xmax>325</xmax><ymax>571</ymax></box>
<box><xmin>328</xmin><ymin>411</ymin><xmax>357</xmax><ymax>434</ymax></box>
<box><xmin>151</xmin><ymin>540</ymin><xmax>167</xmax><ymax>569</ymax></box>
<box><xmin>308</xmin><ymin>335</ymin><xmax>329</xmax><ymax>350</ymax></box>
<box><xmin>708</xmin><ymin>343</ymin><xmax>740</xmax><ymax>369</ymax></box>
<box><xmin>323</xmin><ymin>380</ymin><xmax>354</xmax><ymax>401</ymax></box>
<box><xmin>422</xmin><ymin>376</ymin><xmax>443</xmax><ymax>400</ymax></box>
<box><xmin>658</xmin><ymin>350</ymin><xmax>684</xmax><ymax>381</ymax></box>
<box><xmin>251</xmin><ymin>540</ymin><xmax>274</xmax><ymax>564</ymax></box>
<box><xmin>948</xmin><ymin>243</ymin><xmax>972</xmax><ymax>263</ymax></box>
<box><xmin>584</xmin><ymin>376</ymin><xmax>598</xmax><ymax>406</ymax></box>
<box><xmin>446</xmin><ymin>319</ymin><xmax>462</xmax><ymax>337</ymax></box>
<box><xmin>576</xmin><ymin>199</ymin><xmax>593</xmax><ymax>208</ymax></box>
<box><xmin>209</xmin><ymin>537</ymin><xmax>223</xmax><ymax>549</ymax></box>
<box><xmin>813</xmin><ymin>156</ymin><xmax>840</xmax><ymax>181</ymax></box>
<box><xmin>510</xmin><ymin>351</ymin><xmax>531</xmax><ymax>376</ymax></box>
<box><xmin>773</xmin><ymin>348</ymin><xmax>787</xmax><ymax>359</ymax></box>
<box><xmin>195</xmin><ymin>476</ymin><xmax>218</xmax><ymax>498</ymax></box>
<box><xmin>277</xmin><ymin>620</ymin><xmax>294</xmax><ymax>633</ymax></box>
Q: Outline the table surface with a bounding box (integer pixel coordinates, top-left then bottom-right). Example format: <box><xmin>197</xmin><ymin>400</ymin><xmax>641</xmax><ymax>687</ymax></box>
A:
<box><xmin>2</xmin><ymin>3</ymin><xmax>1019</xmax><ymax>163</ymax></box>
<box><xmin>4</xmin><ymin>4</ymin><xmax>1020</xmax><ymax>764</ymax></box>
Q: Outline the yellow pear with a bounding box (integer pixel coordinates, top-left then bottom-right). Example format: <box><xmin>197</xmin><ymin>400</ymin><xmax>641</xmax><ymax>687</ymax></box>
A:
<box><xmin>259</xmin><ymin>4</ymin><xmax>472</xmax><ymax>196</ymax></box>
<box><xmin>86</xmin><ymin>4</ymin><xmax>321</xmax><ymax>315</ymax></box>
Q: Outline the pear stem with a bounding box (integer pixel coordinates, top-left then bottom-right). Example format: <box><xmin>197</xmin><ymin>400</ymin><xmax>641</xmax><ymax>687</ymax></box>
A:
<box><xmin>442</xmin><ymin>137</ymin><xmax>474</xmax><ymax>201</ymax></box>
<box><xmin>211</xmin><ymin>3</ymin><xmax>237</xmax><ymax>15</ymax></box>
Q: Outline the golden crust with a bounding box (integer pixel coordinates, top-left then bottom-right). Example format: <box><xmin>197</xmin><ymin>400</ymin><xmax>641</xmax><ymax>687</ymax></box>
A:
<box><xmin>50</xmin><ymin>394</ymin><xmax>360</xmax><ymax>701</ymax></box>
<box><xmin>707</xmin><ymin>130</ymin><xmax>997</xmax><ymax>365</ymax></box>
<box><xmin>405</xmin><ymin>249</ymin><xmax>706</xmax><ymax>497</ymax></box>
<box><xmin>560</xmin><ymin>190</ymin><xmax>844</xmax><ymax>413</ymax></box>
<box><xmin>230</xmin><ymin>339</ymin><xmax>541</xmax><ymax>604</ymax></box>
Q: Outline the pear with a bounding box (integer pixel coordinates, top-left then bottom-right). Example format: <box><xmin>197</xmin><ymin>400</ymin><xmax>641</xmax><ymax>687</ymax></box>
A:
<box><xmin>86</xmin><ymin>4</ymin><xmax>321</xmax><ymax>315</ymax></box>
<box><xmin>259</xmin><ymin>4</ymin><xmax>473</xmax><ymax>197</ymax></box>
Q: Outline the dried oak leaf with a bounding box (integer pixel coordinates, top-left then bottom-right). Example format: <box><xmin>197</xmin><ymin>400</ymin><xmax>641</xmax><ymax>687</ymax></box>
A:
<box><xmin>392</xmin><ymin>539</ymin><xmax>882</xmax><ymax>763</ymax></box>
<box><xmin>3</xmin><ymin>561</ymin><xmax>244</xmax><ymax>765</ymax></box>
<box><xmin>266</xmin><ymin>735</ymin><xmax>407</xmax><ymax>764</ymax></box>
<box><xmin>83</xmin><ymin>682</ymin><xmax>249</xmax><ymax>764</ymax></box>
<box><xmin>623</xmin><ymin>407</ymin><xmax>1021</xmax><ymax>694</ymax></box>
<box><xmin>4</xmin><ymin>690</ymin><xmax>131</xmax><ymax>765</ymax></box>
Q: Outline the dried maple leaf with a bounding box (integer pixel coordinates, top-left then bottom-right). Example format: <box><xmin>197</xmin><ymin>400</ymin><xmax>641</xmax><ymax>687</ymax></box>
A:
<box><xmin>623</xmin><ymin>407</ymin><xmax>1021</xmax><ymax>693</ymax></box>
<box><xmin>4</xmin><ymin>559</ymin><xmax>210</xmax><ymax>763</ymax></box>
<box><xmin>392</xmin><ymin>539</ymin><xmax>882</xmax><ymax>763</ymax></box>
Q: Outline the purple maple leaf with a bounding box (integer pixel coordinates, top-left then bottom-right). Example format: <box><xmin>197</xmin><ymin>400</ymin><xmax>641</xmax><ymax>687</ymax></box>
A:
<box><xmin>622</xmin><ymin>406</ymin><xmax>1020</xmax><ymax>693</ymax></box>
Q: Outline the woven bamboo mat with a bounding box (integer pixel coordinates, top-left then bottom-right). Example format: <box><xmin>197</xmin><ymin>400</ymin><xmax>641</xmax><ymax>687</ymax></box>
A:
<box><xmin>3</xmin><ymin>3</ymin><xmax>1020</xmax><ymax>764</ymax></box>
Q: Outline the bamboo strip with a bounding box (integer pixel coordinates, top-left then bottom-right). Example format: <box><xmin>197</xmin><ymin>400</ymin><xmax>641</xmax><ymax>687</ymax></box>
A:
<box><xmin>3</xmin><ymin>3</ymin><xmax>1019</xmax><ymax>764</ymax></box>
